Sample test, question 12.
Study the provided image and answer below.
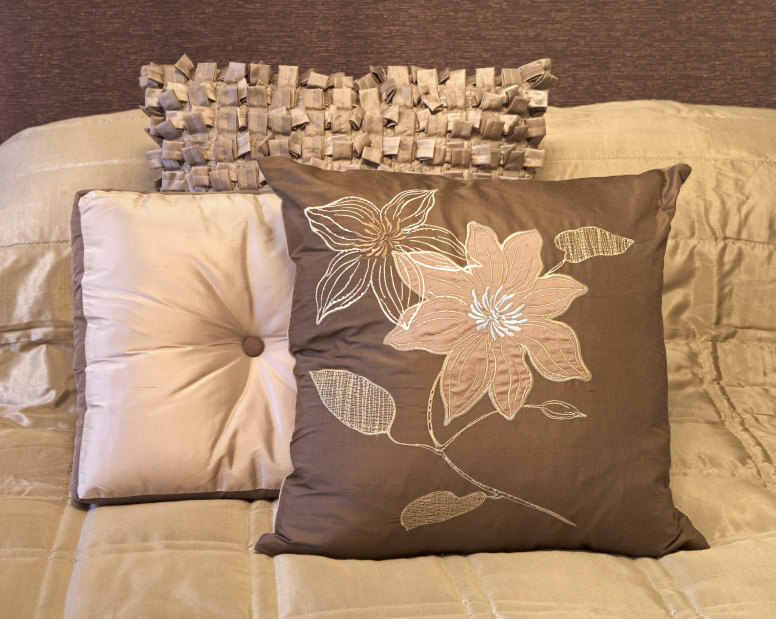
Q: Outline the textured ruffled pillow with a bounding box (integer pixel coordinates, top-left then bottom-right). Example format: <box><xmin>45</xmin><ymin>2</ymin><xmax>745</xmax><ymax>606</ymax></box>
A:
<box><xmin>140</xmin><ymin>55</ymin><xmax>555</xmax><ymax>191</ymax></box>
<box><xmin>71</xmin><ymin>190</ymin><xmax>295</xmax><ymax>503</ymax></box>
<box><xmin>254</xmin><ymin>158</ymin><xmax>708</xmax><ymax>559</ymax></box>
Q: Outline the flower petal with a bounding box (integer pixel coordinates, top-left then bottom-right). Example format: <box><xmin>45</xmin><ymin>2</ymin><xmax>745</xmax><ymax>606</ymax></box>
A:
<box><xmin>384</xmin><ymin>296</ymin><xmax>472</xmax><ymax>353</ymax></box>
<box><xmin>393</xmin><ymin>251</ymin><xmax>475</xmax><ymax>303</ymax></box>
<box><xmin>440</xmin><ymin>331</ymin><xmax>496</xmax><ymax>424</ymax></box>
<box><xmin>517</xmin><ymin>318</ymin><xmax>592</xmax><ymax>382</ymax></box>
<box><xmin>372</xmin><ymin>256</ymin><xmax>418</xmax><ymax>327</ymax></box>
<box><xmin>315</xmin><ymin>251</ymin><xmax>372</xmax><ymax>323</ymax></box>
<box><xmin>490</xmin><ymin>337</ymin><xmax>534</xmax><ymax>420</ymax></box>
<box><xmin>465</xmin><ymin>222</ymin><xmax>509</xmax><ymax>289</ymax></box>
<box><xmin>500</xmin><ymin>228</ymin><xmax>545</xmax><ymax>294</ymax></box>
<box><xmin>380</xmin><ymin>189</ymin><xmax>437</xmax><ymax>230</ymax></box>
<box><xmin>305</xmin><ymin>196</ymin><xmax>381</xmax><ymax>251</ymax></box>
<box><xmin>398</xmin><ymin>225</ymin><xmax>467</xmax><ymax>264</ymax></box>
<box><xmin>522</xmin><ymin>274</ymin><xmax>588</xmax><ymax>319</ymax></box>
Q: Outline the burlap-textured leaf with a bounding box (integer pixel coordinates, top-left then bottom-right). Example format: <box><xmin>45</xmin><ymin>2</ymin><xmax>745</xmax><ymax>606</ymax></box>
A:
<box><xmin>310</xmin><ymin>369</ymin><xmax>395</xmax><ymax>435</ymax></box>
<box><xmin>554</xmin><ymin>226</ymin><xmax>634</xmax><ymax>263</ymax></box>
<box><xmin>400</xmin><ymin>490</ymin><xmax>487</xmax><ymax>530</ymax></box>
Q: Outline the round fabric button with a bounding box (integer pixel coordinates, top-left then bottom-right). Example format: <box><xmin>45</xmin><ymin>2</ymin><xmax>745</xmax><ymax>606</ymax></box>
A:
<box><xmin>242</xmin><ymin>335</ymin><xmax>265</xmax><ymax>357</ymax></box>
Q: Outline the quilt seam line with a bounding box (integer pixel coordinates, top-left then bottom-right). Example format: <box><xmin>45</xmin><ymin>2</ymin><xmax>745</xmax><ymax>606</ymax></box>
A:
<box><xmin>707</xmin><ymin>341</ymin><xmax>774</xmax><ymax>487</ymax></box>
<box><xmin>6</xmin><ymin>116</ymin><xmax>147</xmax><ymax>141</ymax></box>
<box><xmin>255</xmin><ymin>503</ymin><xmax>280</xmax><ymax>619</ymax></box>
<box><xmin>0</xmin><ymin>158</ymin><xmax>147</xmax><ymax>179</ymax></box>
<box><xmin>462</xmin><ymin>556</ymin><xmax>498</xmax><ymax>618</ymax></box>
<box><xmin>631</xmin><ymin>560</ymin><xmax>696</xmax><ymax>618</ymax></box>
<box><xmin>32</xmin><ymin>497</ymin><xmax>81</xmax><ymax>619</ymax></box>
<box><xmin>244</xmin><ymin>502</ymin><xmax>258</xmax><ymax>619</ymax></box>
<box><xmin>436</xmin><ymin>556</ymin><xmax>478</xmax><ymax>618</ymax></box>
<box><xmin>0</xmin><ymin>240</ymin><xmax>69</xmax><ymax>249</ymax></box>
<box><xmin>648</xmin><ymin>559</ymin><xmax>704</xmax><ymax>618</ymax></box>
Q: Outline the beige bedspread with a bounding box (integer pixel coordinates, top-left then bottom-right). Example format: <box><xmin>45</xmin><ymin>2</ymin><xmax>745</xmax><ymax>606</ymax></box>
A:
<box><xmin>1</xmin><ymin>101</ymin><xmax>775</xmax><ymax>617</ymax></box>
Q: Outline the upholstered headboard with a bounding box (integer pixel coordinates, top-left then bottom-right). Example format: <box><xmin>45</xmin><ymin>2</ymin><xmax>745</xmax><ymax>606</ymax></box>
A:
<box><xmin>0</xmin><ymin>0</ymin><xmax>773</xmax><ymax>144</ymax></box>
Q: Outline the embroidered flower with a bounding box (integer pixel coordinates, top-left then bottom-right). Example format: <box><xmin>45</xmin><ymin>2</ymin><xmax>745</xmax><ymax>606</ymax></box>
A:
<box><xmin>305</xmin><ymin>189</ymin><xmax>466</xmax><ymax>326</ymax></box>
<box><xmin>385</xmin><ymin>222</ymin><xmax>591</xmax><ymax>424</ymax></box>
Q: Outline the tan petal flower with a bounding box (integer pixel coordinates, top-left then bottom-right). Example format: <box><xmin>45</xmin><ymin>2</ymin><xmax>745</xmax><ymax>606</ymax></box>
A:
<box><xmin>521</xmin><ymin>274</ymin><xmax>588</xmax><ymax>319</ymax></box>
<box><xmin>513</xmin><ymin>319</ymin><xmax>591</xmax><ymax>382</ymax></box>
<box><xmin>499</xmin><ymin>228</ymin><xmax>545</xmax><ymax>294</ymax></box>
<box><xmin>386</xmin><ymin>222</ymin><xmax>591</xmax><ymax>422</ymax></box>
<box><xmin>491</xmin><ymin>337</ymin><xmax>534</xmax><ymax>420</ymax></box>
<box><xmin>440</xmin><ymin>332</ymin><xmax>497</xmax><ymax>423</ymax></box>
<box><xmin>393</xmin><ymin>251</ymin><xmax>475</xmax><ymax>304</ymax></box>
<box><xmin>385</xmin><ymin>296</ymin><xmax>473</xmax><ymax>355</ymax></box>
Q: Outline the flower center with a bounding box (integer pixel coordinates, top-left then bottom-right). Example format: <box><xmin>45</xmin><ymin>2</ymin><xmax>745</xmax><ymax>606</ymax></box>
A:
<box><xmin>355</xmin><ymin>216</ymin><xmax>406</xmax><ymax>258</ymax></box>
<box><xmin>468</xmin><ymin>286</ymin><xmax>527</xmax><ymax>339</ymax></box>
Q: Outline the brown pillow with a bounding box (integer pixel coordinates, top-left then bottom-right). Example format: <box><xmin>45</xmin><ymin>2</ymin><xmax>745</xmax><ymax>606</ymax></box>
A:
<box><xmin>140</xmin><ymin>56</ymin><xmax>555</xmax><ymax>191</ymax></box>
<box><xmin>254</xmin><ymin>158</ymin><xmax>708</xmax><ymax>559</ymax></box>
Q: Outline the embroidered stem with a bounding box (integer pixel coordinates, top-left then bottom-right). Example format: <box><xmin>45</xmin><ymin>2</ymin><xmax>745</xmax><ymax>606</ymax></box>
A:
<box><xmin>544</xmin><ymin>258</ymin><xmax>566</xmax><ymax>275</ymax></box>
<box><xmin>385</xmin><ymin>432</ymin><xmax>438</xmax><ymax>455</ymax></box>
<box><xmin>388</xmin><ymin>418</ymin><xmax>576</xmax><ymax>526</ymax></box>
<box><xmin>426</xmin><ymin>374</ymin><xmax>442</xmax><ymax>448</ymax></box>
<box><xmin>440</xmin><ymin>410</ymin><xmax>499</xmax><ymax>449</ymax></box>
<box><xmin>440</xmin><ymin>452</ymin><xmax>576</xmax><ymax>526</ymax></box>
<box><xmin>411</xmin><ymin>373</ymin><xmax>575</xmax><ymax>526</ymax></box>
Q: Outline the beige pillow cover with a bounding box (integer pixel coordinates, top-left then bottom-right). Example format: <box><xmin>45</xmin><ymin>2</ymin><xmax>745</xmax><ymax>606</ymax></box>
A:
<box><xmin>71</xmin><ymin>190</ymin><xmax>296</xmax><ymax>503</ymax></box>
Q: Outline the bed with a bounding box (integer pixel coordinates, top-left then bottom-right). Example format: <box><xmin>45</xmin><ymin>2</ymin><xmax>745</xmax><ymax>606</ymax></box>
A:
<box><xmin>2</xmin><ymin>3</ymin><xmax>775</xmax><ymax>617</ymax></box>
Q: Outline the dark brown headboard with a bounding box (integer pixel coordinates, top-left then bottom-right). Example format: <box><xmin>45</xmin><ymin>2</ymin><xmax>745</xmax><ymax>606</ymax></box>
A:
<box><xmin>1</xmin><ymin>0</ymin><xmax>774</xmax><ymax>144</ymax></box>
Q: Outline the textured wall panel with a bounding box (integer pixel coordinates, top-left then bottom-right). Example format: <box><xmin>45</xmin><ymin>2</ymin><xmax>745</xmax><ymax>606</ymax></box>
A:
<box><xmin>0</xmin><ymin>0</ymin><xmax>774</xmax><ymax>144</ymax></box>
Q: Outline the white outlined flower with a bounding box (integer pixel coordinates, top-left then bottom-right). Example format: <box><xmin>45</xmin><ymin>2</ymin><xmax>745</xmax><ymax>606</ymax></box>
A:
<box><xmin>306</xmin><ymin>189</ymin><xmax>466</xmax><ymax>327</ymax></box>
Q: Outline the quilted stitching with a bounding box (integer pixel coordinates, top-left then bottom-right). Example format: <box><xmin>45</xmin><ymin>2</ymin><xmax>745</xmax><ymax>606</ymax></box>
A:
<box><xmin>1</xmin><ymin>103</ymin><xmax>776</xmax><ymax>617</ymax></box>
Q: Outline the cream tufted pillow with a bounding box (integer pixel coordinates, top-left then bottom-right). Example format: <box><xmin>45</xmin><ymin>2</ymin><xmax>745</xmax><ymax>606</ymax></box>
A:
<box><xmin>71</xmin><ymin>190</ymin><xmax>295</xmax><ymax>503</ymax></box>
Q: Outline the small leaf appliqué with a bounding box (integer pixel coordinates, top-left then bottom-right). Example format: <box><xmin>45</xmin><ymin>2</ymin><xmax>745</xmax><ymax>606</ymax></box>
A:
<box><xmin>310</xmin><ymin>369</ymin><xmax>396</xmax><ymax>435</ymax></box>
<box><xmin>554</xmin><ymin>226</ymin><xmax>634</xmax><ymax>263</ymax></box>
<box><xmin>401</xmin><ymin>490</ymin><xmax>487</xmax><ymax>530</ymax></box>
<box><xmin>539</xmin><ymin>400</ymin><xmax>587</xmax><ymax>420</ymax></box>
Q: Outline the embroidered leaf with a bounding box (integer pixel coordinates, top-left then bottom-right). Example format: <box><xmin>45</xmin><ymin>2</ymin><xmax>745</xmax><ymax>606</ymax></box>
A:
<box><xmin>554</xmin><ymin>226</ymin><xmax>634</xmax><ymax>263</ymax></box>
<box><xmin>539</xmin><ymin>400</ymin><xmax>587</xmax><ymax>420</ymax></box>
<box><xmin>310</xmin><ymin>369</ymin><xmax>396</xmax><ymax>435</ymax></box>
<box><xmin>400</xmin><ymin>491</ymin><xmax>487</xmax><ymax>530</ymax></box>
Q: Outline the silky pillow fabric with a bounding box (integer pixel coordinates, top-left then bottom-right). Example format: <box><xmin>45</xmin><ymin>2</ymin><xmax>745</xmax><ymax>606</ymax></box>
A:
<box><xmin>71</xmin><ymin>190</ymin><xmax>295</xmax><ymax>503</ymax></box>
<box><xmin>255</xmin><ymin>158</ymin><xmax>708</xmax><ymax>559</ymax></box>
